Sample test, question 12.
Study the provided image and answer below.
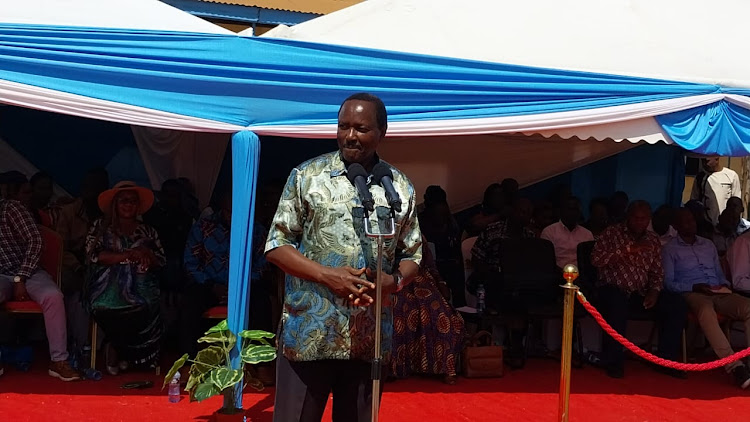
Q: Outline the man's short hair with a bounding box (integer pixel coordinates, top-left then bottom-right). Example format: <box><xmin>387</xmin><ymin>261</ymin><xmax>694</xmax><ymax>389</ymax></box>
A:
<box><xmin>626</xmin><ymin>200</ymin><xmax>651</xmax><ymax>216</ymax></box>
<box><xmin>340</xmin><ymin>92</ymin><xmax>387</xmax><ymax>131</ymax></box>
<box><xmin>30</xmin><ymin>171</ymin><xmax>52</xmax><ymax>187</ymax></box>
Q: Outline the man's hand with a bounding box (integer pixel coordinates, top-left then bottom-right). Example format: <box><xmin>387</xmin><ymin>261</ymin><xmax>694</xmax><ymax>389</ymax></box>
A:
<box><xmin>364</xmin><ymin>268</ymin><xmax>399</xmax><ymax>296</ymax></box>
<box><xmin>13</xmin><ymin>281</ymin><xmax>30</xmax><ymax>301</ymax></box>
<box><xmin>320</xmin><ymin>266</ymin><xmax>374</xmax><ymax>306</ymax></box>
<box><xmin>643</xmin><ymin>288</ymin><xmax>659</xmax><ymax>309</ymax></box>
<box><xmin>692</xmin><ymin>283</ymin><xmax>714</xmax><ymax>295</ymax></box>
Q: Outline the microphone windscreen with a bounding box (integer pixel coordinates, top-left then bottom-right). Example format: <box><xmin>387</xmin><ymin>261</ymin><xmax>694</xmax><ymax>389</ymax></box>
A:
<box><xmin>371</xmin><ymin>162</ymin><xmax>393</xmax><ymax>183</ymax></box>
<box><xmin>346</xmin><ymin>163</ymin><xmax>368</xmax><ymax>184</ymax></box>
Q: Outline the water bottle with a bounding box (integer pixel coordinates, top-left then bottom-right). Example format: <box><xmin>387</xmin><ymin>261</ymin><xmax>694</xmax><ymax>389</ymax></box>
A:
<box><xmin>168</xmin><ymin>372</ymin><xmax>181</xmax><ymax>403</ymax></box>
<box><xmin>476</xmin><ymin>283</ymin><xmax>486</xmax><ymax>314</ymax></box>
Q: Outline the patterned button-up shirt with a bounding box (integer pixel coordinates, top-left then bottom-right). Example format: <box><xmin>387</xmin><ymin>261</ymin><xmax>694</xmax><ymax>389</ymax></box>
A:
<box><xmin>471</xmin><ymin>218</ymin><xmax>536</xmax><ymax>274</ymax></box>
<box><xmin>0</xmin><ymin>199</ymin><xmax>42</xmax><ymax>278</ymax></box>
<box><xmin>265</xmin><ymin>151</ymin><xmax>422</xmax><ymax>362</ymax></box>
<box><xmin>591</xmin><ymin>223</ymin><xmax>664</xmax><ymax>295</ymax></box>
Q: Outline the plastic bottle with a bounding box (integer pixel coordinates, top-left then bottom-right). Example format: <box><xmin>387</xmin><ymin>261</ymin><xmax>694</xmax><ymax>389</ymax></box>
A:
<box><xmin>476</xmin><ymin>283</ymin><xmax>486</xmax><ymax>314</ymax></box>
<box><xmin>168</xmin><ymin>372</ymin><xmax>181</xmax><ymax>403</ymax></box>
<box><xmin>83</xmin><ymin>368</ymin><xmax>102</xmax><ymax>381</ymax></box>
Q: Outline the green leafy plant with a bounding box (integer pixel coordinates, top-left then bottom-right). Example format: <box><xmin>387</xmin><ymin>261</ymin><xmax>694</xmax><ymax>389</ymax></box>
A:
<box><xmin>163</xmin><ymin>319</ymin><xmax>276</xmax><ymax>413</ymax></box>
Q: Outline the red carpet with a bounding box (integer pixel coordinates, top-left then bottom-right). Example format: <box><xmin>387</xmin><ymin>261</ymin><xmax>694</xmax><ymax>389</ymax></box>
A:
<box><xmin>1</xmin><ymin>358</ymin><xmax>748</xmax><ymax>421</ymax></box>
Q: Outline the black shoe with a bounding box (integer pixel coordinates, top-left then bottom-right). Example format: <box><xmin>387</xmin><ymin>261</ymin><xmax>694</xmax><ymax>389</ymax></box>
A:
<box><xmin>653</xmin><ymin>365</ymin><xmax>687</xmax><ymax>379</ymax></box>
<box><xmin>606</xmin><ymin>366</ymin><xmax>624</xmax><ymax>379</ymax></box>
<box><xmin>732</xmin><ymin>366</ymin><xmax>750</xmax><ymax>389</ymax></box>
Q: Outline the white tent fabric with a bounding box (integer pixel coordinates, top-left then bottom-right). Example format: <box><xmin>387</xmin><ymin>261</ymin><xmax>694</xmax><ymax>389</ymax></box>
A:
<box><xmin>0</xmin><ymin>137</ymin><xmax>70</xmax><ymax>199</ymax></box>
<box><xmin>131</xmin><ymin>127</ymin><xmax>229</xmax><ymax>207</ymax></box>
<box><xmin>261</xmin><ymin>0</ymin><xmax>750</xmax><ymax>88</ymax></box>
<box><xmin>379</xmin><ymin>134</ymin><xmax>637</xmax><ymax>212</ymax></box>
<box><xmin>2</xmin><ymin>0</ymin><xmax>233</xmax><ymax>34</ymax></box>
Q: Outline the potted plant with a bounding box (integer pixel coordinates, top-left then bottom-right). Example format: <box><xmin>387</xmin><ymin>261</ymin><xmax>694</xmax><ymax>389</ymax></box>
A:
<box><xmin>163</xmin><ymin>319</ymin><xmax>277</xmax><ymax>422</ymax></box>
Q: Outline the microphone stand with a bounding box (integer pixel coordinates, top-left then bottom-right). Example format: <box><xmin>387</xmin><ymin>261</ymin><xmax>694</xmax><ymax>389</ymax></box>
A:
<box><xmin>364</xmin><ymin>209</ymin><xmax>396</xmax><ymax>422</ymax></box>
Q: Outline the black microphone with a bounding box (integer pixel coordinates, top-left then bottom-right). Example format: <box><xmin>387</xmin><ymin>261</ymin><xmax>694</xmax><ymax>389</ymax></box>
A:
<box><xmin>346</xmin><ymin>163</ymin><xmax>374</xmax><ymax>212</ymax></box>
<box><xmin>372</xmin><ymin>162</ymin><xmax>402</xmax><ymax>213</ymax></box>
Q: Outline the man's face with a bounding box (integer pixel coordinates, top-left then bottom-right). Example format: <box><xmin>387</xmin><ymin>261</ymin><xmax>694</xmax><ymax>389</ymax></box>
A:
<box><xmin>626</xmin><ymin>207</ymin><xmax>651</xmax><ymax>236</ymax></box>
<box><xmin>512</xmin><ymin>199</ymin><xmax>533</xmax><ymax>226</ymax></box>
<box><xmin>560</xmin><ymin>200</ymin><xmax>581</xmax><ymax>228</ymax></box>
<box><xmin>337</xmin><ymin>100</ymin><xmax>384</xmax><ymax>166</ymax></box>
<box><xmin>703</xmin><ymin>157</ymin><xmax>720</xmax><ymax>172</ymax></box>
<box><xmin>674</xmin><ymin>210</ymin><xmax>697</xmax><ymax>238</ymax></box>
<box><xmin>32</xmin><ymin>178</ymin><xmax>53</xmax><ymax>205</ymax></box>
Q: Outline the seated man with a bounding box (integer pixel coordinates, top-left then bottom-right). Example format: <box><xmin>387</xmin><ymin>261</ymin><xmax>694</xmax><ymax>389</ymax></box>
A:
<box><xmin>663</xmin><ymin>209</ymin><xmax>750</xmax><ymax>388</ymax></box>
<box><xmin>726</xmin><ymin>196</ymin><xmax>750</xmax><ymax>235</ymax></box>
<box><xmin>0</xmin><ymin>195</ymin><xmax>79</xmax><ymax>380</ymax></box>
<box><xmin>55</xmin><ymin>168</ymin><xmax>109</xmax><ymax>352</ymax></box>
<box><xmin>650</xmin><ymin>205</ymin><xmax>677</xmax><ymax>246</ymax></box>
<box><xmin>591</xmin><ymin>200</ymin><xmax>686</xmax><ymax>379</ymax></box>
<box><xmin>713</xmin><ymin>208</ymin><xmax>741</xmax><ymax>257</ymax></box>
<box><xmin>180</xmin><ymin>188</ymin><xmax>271</xmax><ymax>354</ymax></box>
<box><xmin>729</xmin><ymin>231</ymin><xmax>750</xmax><ymax>296</ymax></box>
<box><xmin>540</xmin><ymin>196</ymin><xmax>593</xmax><ymax>269</ymax></box>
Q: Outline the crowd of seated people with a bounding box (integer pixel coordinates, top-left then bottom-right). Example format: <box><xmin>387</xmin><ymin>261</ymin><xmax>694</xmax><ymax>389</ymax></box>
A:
<box><xmin>0</xmin><ymin>169</ymin><xmax>279</xmax><ymax>382</ymax></box>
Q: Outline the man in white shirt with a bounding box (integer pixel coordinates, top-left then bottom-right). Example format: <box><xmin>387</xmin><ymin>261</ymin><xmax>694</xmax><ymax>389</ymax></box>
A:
<box><xmin>727</xmin><ymin>197</ymin><xmax>750</xmax><ymax>235</ymax></box>
<box><xmin>541</xmin><ymin>197</ymin><xmax>594</xmax><ymax>269</ymax></box>
<box><xmin>691</xmin><ymin>157</ymin><xmax>741</xmax><ymax>226</ymax></box>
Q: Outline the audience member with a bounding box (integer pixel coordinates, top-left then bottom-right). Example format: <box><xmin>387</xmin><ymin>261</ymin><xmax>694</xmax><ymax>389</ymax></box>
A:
<box><xmin>650</xmin><ymin>205</ymin><xmax>677</xmax><ymax>246</ymax></box>
<box><xmin>0</xmin><ymin>193</ymin><xmax>79</xmax><ymax>381</ymax></box>
<box><xmin>419</xmin><ymin>186</ymin><xmax>463</xmax><ymax>306</ymax></box>
<box><xmin>591</xmin><ymin>200</ymin><xmax>685</xmax><ymax>379</ymax></box>
<box><xmin>726</xmin><ymin>196</ymin><xmax>750</xmax><ymax>234</ymax></box>
<box><xmin>530</xmin><ymin>200</ymin><xmax>555</xmax><ymax>237</ymax></box>
<box><xmin>464</xmin><ymin>183</ymin><xmax>504</xmax><ymax>238</ymax></box>
<box><xmin>180</xmin><ymin>188</ymin><xmax>232</xmax><ymax>355</ymax></box>
<box><xmin>728</xmin><ymin>231</ymin><xmax>750</xmax><ymax>296</ymax></box>
<box><xmin>470</xmin><ymin>197</ymin><xmax>535</xmax><ymax>368</ymax></box>
<box><xmin>691</xmin><ymin>157</ymin><xmax>741</xmax><ymax>226</ymax></box>
<box><xmin>663</xmin><ymin>209</ymin><xmax>750</xmax><ymax>388</ymax></box>
<box><xmin>390</xmin><ymin>237</ymin><xmax>465</xmax><ymax>384</ymax></box>
<box><xmin>177</xmin><ymin>177</ymin><xmax>201</xmax><ymax>220</ymax></box>
<box><xmin>55</xmin><ymin>168</ymin><xmax>109</xmax><ymax>352</ymax></box>
<box><xmin>608</xmin><ymin>191</ymin><xmax>630</xmax><ymax>224</ymax></box>
<box><xmin>585</xmin><ymin>198</ymin><xmax>609</xmax><ymax>238</ymax></box>
<box><xmin>85</xmin><ymin>181</ymin><xmax>164</xmax><ymax>375</ymax></box>
<box><xmin>143</xmin><ymin>179</ymin><xmax>194</xmax><ymax>291</ymax></box>
<box><xmin>4</xmin><ymin>171</ymin><xmax>32</xmax><ymax>209</ymax></box>
<box><xmin>713</xmin><ymin>208</ymin><xmax>741</xmax><ymax>257</ymax></box>
<box><xmin>29</xmin><ymin>172</ymin><xmax>57</xmax><ymax>228</ymax></box>
<box><xmin>685</xmin><ymin>200</ymin><xmax>715</xmax><ymax>239</ymax></box>
<box><xmin>540</xmin><ymin>197</ymin><xmax>594</xmax><ymax>269</ymax></box>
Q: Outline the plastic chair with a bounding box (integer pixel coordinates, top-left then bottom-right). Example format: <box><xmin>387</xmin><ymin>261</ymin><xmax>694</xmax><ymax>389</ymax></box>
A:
<box><xmin>203</xmin><ymin>305</ymin><xmax>228</xmax><ymax>319</ymax></box>
<box><xmin>3</xmin><ymin>225</ymin><xmax>62</xmax><ymax>313</ymax></box>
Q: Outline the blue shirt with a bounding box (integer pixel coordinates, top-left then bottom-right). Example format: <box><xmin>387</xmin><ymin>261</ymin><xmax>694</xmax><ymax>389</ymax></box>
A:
<box><xmin>662</xmin><ymin>235</ymin><xmax>728</xmax><ymax>293</ymax></box>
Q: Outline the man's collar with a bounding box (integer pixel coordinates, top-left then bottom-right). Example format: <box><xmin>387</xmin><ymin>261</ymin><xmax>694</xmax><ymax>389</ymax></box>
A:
<box><xmin>676</xmin><ymin>234</ymin><xmax>702</xmax><ymax>246</ymax></box>
<box><xmin>330</xmin><ymin>151</ymin><xmax>381</xmax><ymax>178</ymax></box>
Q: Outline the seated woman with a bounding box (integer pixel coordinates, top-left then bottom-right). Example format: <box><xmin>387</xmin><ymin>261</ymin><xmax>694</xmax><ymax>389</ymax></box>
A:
<box><xmin>85</xmin><ymin>181</ymin><xmax>165</xmax><ymax>375</ymax></box>
<box><xmin>390</xmin><ymin>237</ymin><xmax>466</xmax><ymax>384</ymax></box>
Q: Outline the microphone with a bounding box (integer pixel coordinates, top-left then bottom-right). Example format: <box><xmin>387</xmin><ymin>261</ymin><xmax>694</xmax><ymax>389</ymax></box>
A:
<box><xmin>372</xmin><ymin>162</ymin><xmax>402</xmax><ymax>213</ymax></box>
<box><xmin>346</xmin><ymin>163</ymin><xmax>374</xmax><ymax>212</ymax></box>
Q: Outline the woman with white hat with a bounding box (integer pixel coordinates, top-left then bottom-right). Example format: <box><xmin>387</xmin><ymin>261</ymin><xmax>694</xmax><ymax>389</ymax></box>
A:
<box><xmin>84</xmin><ymin>181</ymin><xmax>165</xmax><ymax>375</ymax></box>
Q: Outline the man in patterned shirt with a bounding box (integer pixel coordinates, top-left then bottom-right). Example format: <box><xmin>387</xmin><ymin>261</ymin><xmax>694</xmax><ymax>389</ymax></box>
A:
<box><xmin>265</xmin><ymin>93</ymin><xmax>422</xmax><ymax>422</ymax></box>
<box><xmin>592</xmin><ymin>200</ymin><xmax>687</xmax><ymax>379</ymax></box>
<box><xmin>0</xmin><ymin>196</ymin><xmax>79</xmax><ymax>381</ymax></box>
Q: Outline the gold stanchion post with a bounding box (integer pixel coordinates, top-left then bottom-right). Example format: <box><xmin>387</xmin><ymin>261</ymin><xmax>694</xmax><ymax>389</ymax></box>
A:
<box><xmin>558</xmin><ymin>264</ymin><xmax>579</xmax><ymax>422</ymax></box>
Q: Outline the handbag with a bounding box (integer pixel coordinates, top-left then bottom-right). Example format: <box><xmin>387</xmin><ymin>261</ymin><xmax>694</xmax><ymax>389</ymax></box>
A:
<box><xmin>462</xmin><ymin>330</ymin><xmax>503</xmax><ymax>378</ymax></box>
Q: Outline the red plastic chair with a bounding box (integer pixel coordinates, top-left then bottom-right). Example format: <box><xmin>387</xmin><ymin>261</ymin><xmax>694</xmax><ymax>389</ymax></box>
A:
<box><xmin>3</xmin><ymin>225</ymin><xmax>62</xmax><ymax>313</ymax></box>
<box><xmin>203</xmin><ymin>305</ymin><xmax>228</xmax><ymax>320</ymax></box>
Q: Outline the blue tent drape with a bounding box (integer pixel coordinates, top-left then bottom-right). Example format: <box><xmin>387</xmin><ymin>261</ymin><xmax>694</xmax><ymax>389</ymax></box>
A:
<box><xmin>227</xmin><ymin>130</ymin><xmax>260</xmax><ymax>408</ymax></box>
<box><xmin>656</xmin><ymin>101</ymin><xmax>750</xmax><ymax>155</ymax></box>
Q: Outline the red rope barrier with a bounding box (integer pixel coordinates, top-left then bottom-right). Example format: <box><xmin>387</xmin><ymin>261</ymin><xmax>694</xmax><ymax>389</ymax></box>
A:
<box><xmin>576</xmin><ymin>292</ymin><xmax>750</xmax><ymax>371</ymax></box>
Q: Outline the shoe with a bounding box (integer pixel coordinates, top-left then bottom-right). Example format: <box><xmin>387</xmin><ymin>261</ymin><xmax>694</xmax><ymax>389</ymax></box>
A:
<box><xmin>732</xmin><ymin>366</ymin><xmax>750</xmax><ymax>389</ymax></box>
<box><xmin>442</xmin><ymin>375</ymin><xmax>458</xmax><ymax>385</ymax></box>
<box><xmin>49</xmin><ymin>360</ymin><xmax>81</xmax><ymax>382</ymax></box>
<box><xmin>606</xmin><ymin>365</ymin><xmax>624</xmax><ymax>379</ymax></box>
<box><xmin>104</xmin><ymin>343</ymin><xmax>119</xmax><ymax>376</ymax></box>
